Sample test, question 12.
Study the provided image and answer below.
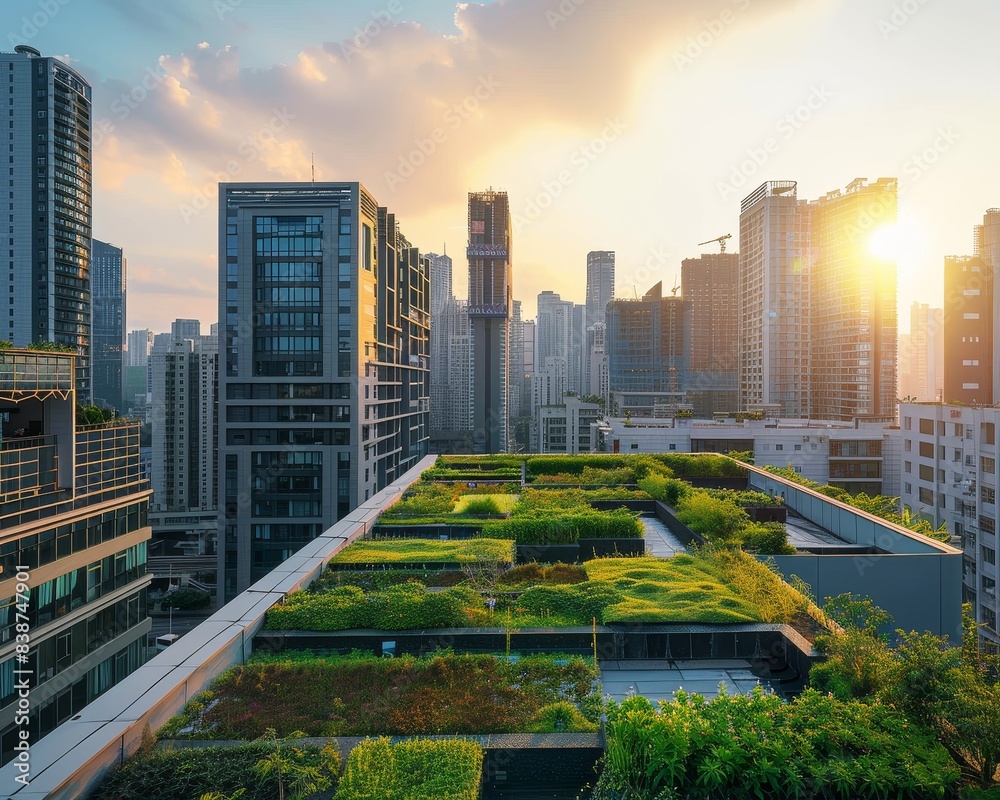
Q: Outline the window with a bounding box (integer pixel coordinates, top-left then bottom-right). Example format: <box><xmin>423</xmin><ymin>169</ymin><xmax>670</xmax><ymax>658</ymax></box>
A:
<box><xmin>775</xmin><ymin>444</ymin><xmax>783</xmax><ymax>451</ymax></box>
<box><xmin>903</xmin><ymin>482</ymin><xmax>912</xmax><ymax>494</ymax></box>
<box><xmin>630</xmin><ymin>443</ymin><xmax>638</xmax><ymax>450</ymax></box>
<box><xmin>983</xmin><ymin>457</ymin><xmax>996</xmax><ymax>475</ymax></box>
<box><xmin>919</xmin><ymin>487</ymin><xmax>934</xmax><ymax>504</ymax></box>
<box><xmin>985</xmin><ymin>423</ymin><xmax>996</xmax><ymax>446</ymax></box>
<box><xmin>982</xmin><ymin>486</ymin><xmax>996</xmax><ymax>505</ymax></box>
<box><xmin>980</xmin><ymin>516</ymin><xmax>996</xmax><ymax>535</ymax></box>
<box><xmin>983</xmin><ymin>546</ymin><xmax>997</xmax><ymax>566</ymax></box>
<box><xmin>919</xmin><ymin>441</ymin><xmax>934</xmax><ymax>458</ymax></box>
<box><xmin>919</xmin><ymin>418</ymin><xmax>934</xmax><ymax>435</ymax></box>
<box><xmin>904</xmin><ymin>440</ymin><xmax>911</xmax><ymax>452</ymax></box>
<box><xmin>919</xmin><ymin>464</ymin><xmax>933</xmax><ymax>481</ymax></box>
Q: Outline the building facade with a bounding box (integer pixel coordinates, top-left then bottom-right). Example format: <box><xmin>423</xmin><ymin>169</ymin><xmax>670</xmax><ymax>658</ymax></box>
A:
<box><xmin>0</xmin><ymin>350</ymin><xmax>151</xmax><ymax>764</ymax></box>
<box><xmin>738</xmin><ymin>178</ymin><xmax>897</xmax><ymax>421</ymax></box>
<box><xmin>3</xmin><ymin>46</ymin><xmax>93</xmax><ymax>397</ymax></box>
<box><xmin>467</xmin><ymin>191</ymin><xmax>511</xmax><ymax>454</ymax></box>
<box><xmin>537</xmin><ymin>396</ymin><xmax>601</xmax><ymax>454</ymax></box>
<box><xmin>217</xmin><ymin>183</ymin><xmax>429</xmax><ymax>600</ymax></box>
<box><xmin>808</xmin><ymin>178</ymin><xmax>898</xmax><ymax>421</ymax></box>
<box><xmin>600</xmin><ymin>414</ymin><xmax>893</xmax><ymax>497</ymax></box>
<box><xmin>738</xmin><ymin>181</ymin><xmax>811</xmax><ymax>417</ymax></box>
<box><xmin>606</xmin><ymin>282</ymin><xmax>687</xmax><ymax>397</ymax></box>
<box><xmin>682</xmin><ymin>252</ymin><xmax>739</xmax><ymax>417</ymax></box>
<box><xmin>898</xmin><ymin>403</ymin><xmax>1000</xmax><ymax>646</ymax></box>
<box><xmin>91</xmin><ymin>240</ymin><xmax>125</xmax><ymax>411</ymax></box>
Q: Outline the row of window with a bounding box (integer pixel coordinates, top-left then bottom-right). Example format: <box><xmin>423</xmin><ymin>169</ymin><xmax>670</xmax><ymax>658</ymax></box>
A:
<box><xmin>0</xmin><ymin>543</ymin><xmax>146</xmax><ymax>644</ymax></box>
<box><xmin>0</xmin><ymin>501</ymin><xmax>148</xmax><ymax>576</ymax></box>
<box><xmin>226</xmin><ymin>382</ymin><xmax>349</xmax><ymax>400</ymax></box>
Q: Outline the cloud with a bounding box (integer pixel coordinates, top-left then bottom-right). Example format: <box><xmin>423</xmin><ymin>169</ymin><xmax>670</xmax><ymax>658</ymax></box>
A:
<box><xmin>88</xmin><ymin>0</ymin><xmax>803</xmax><ymax>330</ymax></box>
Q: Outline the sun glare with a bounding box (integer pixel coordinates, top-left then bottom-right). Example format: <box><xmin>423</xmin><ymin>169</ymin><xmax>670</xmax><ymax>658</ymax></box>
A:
<box><xmin>868</xmin><ymin>224</ymin><xmax>899</xmax><ymax>260</ymax></box>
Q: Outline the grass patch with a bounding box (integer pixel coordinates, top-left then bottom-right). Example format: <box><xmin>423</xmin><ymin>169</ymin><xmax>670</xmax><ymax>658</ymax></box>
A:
<box><xmin>453</xmin><ymin>493</ymin><xmax>518</xmax><ymax>515</ymax></box>
<box><xmin>585</xmin><ymin>555</ymin><xmax>762</xmax><ymax>624</ymax></box>
<box><xmin>335</xmin><ymin>738</ymin><xmax>483</xmax><ymax>800</ymax></box>
<box><xmin>329</xmin><ymin>538</ymin><xmax>515</xmax><ymax>565</ymax></box>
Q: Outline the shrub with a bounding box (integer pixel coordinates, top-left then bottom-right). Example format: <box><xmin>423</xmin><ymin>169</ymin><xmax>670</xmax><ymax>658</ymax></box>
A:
<box><xmin>94</xmin><ymin>740</ymin><xmax>340</xmax><ymax>800</ymax></box>
<box><xmin>740</xmin><ymin>522</ymin><xmax>795</xmax><ymax>555</ymax></box>
<box><xmin>675</xmin><ymin>490</ymin><xmax>749</xmax><ymax>543</ymax></box>
<box><xmin>528</xmin><ymin>701</ymin><xmax>599</xmax><ymax>733</ymax></box>
<box><xmin>335</xmin><ymin>738</ymin><xmax>483</xmax><ymax>800</ymax></box>
<box><xmin>453</xmin><ymin>495</ymin><xmax>503</xmax><ymax>516</ymax></box>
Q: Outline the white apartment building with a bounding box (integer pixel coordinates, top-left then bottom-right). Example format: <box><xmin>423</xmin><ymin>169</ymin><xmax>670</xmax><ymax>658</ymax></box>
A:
<box><xmin>898</xmin><ymin>403</ymin><xmax>999</xmax><ymax>645</ymax></box>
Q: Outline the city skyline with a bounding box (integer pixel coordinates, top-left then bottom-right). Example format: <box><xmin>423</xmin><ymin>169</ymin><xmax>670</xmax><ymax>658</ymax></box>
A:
<box><xmin>4</xmin><ymin>0</ymin><xmax>997</xmax><ymax>330</ymax></box>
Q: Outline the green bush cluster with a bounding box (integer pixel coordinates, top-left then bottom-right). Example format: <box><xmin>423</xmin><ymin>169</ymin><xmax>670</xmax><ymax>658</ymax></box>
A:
<box><xmin>334</xmin><ymin>738</ymin><xmax>483</xmax><ymax>800</ymax></box>
<box><xmin>328</xmin><ymin>538</ymin><xmax>515</xmax><ymax>565</ymax></box>
<box><xmin>528</xmin><ymin>701</ymin><xmax>599</xmax><ymax>733</ymax></box>
<box><xmin>94</xmin><ymin>741</ymin><xmax>340</xmax><ymax>800</ymax></box>
<box><xmin>596</xmin><ymin>688</ymin><xmax>958</xmax><ymax>800</ymax></box>
<box><xmin>517</xmin><ymin>582</ymin><xmax>623</xmax><ymax>623</ymax></box>
<box><xmin>266</xmin><ymin>584</ymin><xmax>481</xmax><ymax>631</ymax></box>
<box><xmin>486</xmin><ymin>508</ymin><xmax>642</xmax><ymax>543</ymax></box>
<box><xmin>497</xmin><ymin>562</ymin><xmax>587</xmax><ymax>586</ymax></box>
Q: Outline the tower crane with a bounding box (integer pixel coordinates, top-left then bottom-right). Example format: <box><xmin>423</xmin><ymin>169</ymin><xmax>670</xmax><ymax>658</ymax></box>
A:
<box><xmin>697</xmin><ymin>233</ymin><xmax>732</xmax><ymax>253</ymax></box>
<box><xmin>670</xmin><ymin>276</ymin><xmax>680</xmax><ymax>297</ymax></box>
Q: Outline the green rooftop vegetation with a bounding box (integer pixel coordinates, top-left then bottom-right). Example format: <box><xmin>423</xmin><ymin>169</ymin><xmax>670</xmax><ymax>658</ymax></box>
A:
<box><xmin>335</xmin><ymin>738</ymin><xmax>483</xmax><ymax>800</ymax></box>
<box><xmin>157</xmin><ymin>651</ymin><xmax>601</xmax><ymax>740</ymax></box>
<box><xmin>327</xmin><ymin>537</ymin><xmax>515</xmax><ymax>565</ymax></box>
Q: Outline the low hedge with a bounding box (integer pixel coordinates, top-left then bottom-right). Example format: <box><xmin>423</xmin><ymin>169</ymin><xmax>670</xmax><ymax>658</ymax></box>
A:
<box><xmin>94</xmin><ymin>740</ymin><xmax>340</xmax><ymax>800</ymax></box>
<box><xmin>485</xmin><ymin>509</ymin><xmax>642</xmax><ymax>543</ymax></box>
<box><xmin>266</xmin><ymin>584</ymin><xmax>481</xmax><ymax>631</ymax></box>
<box><xmin>335</xmin><ymin>737</ymin><xmax>483</xmax><ymax>800</ymax></box>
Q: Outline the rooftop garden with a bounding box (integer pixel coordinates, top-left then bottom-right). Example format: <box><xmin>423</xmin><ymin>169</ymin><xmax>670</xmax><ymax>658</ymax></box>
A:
<box><xmin>158</xmin><ymin>651</ymin><xmax>601</xmax><ymax>740</ymax></box>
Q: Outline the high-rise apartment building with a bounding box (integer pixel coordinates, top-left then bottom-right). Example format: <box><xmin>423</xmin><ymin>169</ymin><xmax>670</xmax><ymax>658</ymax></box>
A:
<box><xmin>738</xmin><ymin>181</ymin><xmax>811</xmax><ymax>417</ymax></box>
<box><xmin>91</xmin><ymin>240</ymin><xmax>125</xmax><ymax>410</ymax></box>
<box><xmin>943</xmin><ymin>209</ymin><xmax>1000</xmax><ymax>405</ymax></box>
<box><xmin>899</xmin><ymin>302</ymin><xmax>943</xmax><ymax>403</ymax></box>
<box><xmin>606</xmin><ymin>282</ymin><xmax>688</xmax><ymax>396</ymax></box>
<box><xmin>809</xmin><ymin>178</ymin><xmax>897</xmax><ymax>420</ymax></box>
<box><xmin>427</xmin><ymin>250</ymin><xmax>453</xmax><ymax>433</ymax></box>
<box><xmin>125</xmin><ymin>329</ymin><xmax>153</xmax><ymax>368</ymax></box>
<box><xmin>898</xmin><ymin>403</ymin><xmax>999</xmax><ymax>646</ymax></box>
<box><xmin>585</xmin><ymin>251</ymin><xmax>615</xmax><ymax>331</ymax></box>
<box><xmin>2</xmin><ymin>46</ymin><xmax>93</xmax><ymax>397</ymax></box>
<box><xmin>467</xmin><ymin>191</ymin><xmax>511</xmax><ymax>453</ymax></box>
<box><xmin>217</xmin><ymin>183</ymin><xmax>429</xmax><ymax>599</ymax></box>
<box><xmin>0</xmin><ymin>349</ymin><xmax>151</xmax><ymax>764</ymax></box>
<box><xmin>739</xmin><ymin>178</ymin><xmax>897</xmax><ymax>421</ymax></box>
<box><xmin>682</xmin><ymin>252</ymin><xmax>739</xmax><ymax>417</ymax></box>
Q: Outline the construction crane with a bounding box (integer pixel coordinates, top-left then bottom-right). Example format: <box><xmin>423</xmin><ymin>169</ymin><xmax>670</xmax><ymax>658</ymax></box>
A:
<box><xmin>670</xmin><ymin>276</ymin><xmax>680</xmax><ymax>297</ymax></box>
<box><xmin>697</xmin><ymin>233</ymin><xmax>732</xmax><ymax>253</ymax></box>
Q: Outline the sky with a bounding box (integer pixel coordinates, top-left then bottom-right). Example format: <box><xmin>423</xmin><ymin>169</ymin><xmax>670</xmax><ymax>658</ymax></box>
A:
<box><xmin>7</xmin><ymin>0</ymin><xmax>1000</xmax><ymax>332</ymax></box>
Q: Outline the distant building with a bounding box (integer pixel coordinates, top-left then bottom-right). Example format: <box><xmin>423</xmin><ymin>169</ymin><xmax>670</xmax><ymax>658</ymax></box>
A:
<box><xmin>682</xmin><ymin>252</ymin><xmax>739</xmax><ymax>417</ymax></box>
<box><xmin>217</xmin><ymin>182</ymin><xmax>429</xmax><ymax>599</ymax></box>
<box><xmin>943</xmin><ymin>209</ymin><xmax>1000</xmax><ymax>404</ymax></box>
<box><xmin>467</xmin><ymin>191</ymin><xmax>512</xmax><ymax>453</ymax></box>
<box><xmin>606</xmin><ymin>282</ymin><xmax>687</xmax><ymax>397</ymax></box>
<box><xmin>600</xmin><ymin>414</ymin><xmax>895</xmax><ymax>498</ymax></box>
<box><xmin>91</xmin><ymin>241</ymin><xmax>126</xmax><ymax>411</ymax></box>
<box><xmin>427</xmin><ymin>250</ymin><xmax>454</xmax><ymax>433</ymax></box>
<box><xmin>538</xmin><ymin>396</ymin><xmax>601</xmax><ymax>454</ymax></box>
<box><xmin>2</xmin><ymin>47</ymin><xmax>93</xmax><ymax>396</ymax></box>
<box><xmin>0</xmin><ymin>350</ymin><xmax>151</xmax><ymax>763</ymax></box>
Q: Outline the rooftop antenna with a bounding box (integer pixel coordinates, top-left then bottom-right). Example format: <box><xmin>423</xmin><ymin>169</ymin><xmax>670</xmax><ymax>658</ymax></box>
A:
<box><xmin>311</xmin><ymin>153</ymin><xmax>315</xmax><ymax>183</ymax></box>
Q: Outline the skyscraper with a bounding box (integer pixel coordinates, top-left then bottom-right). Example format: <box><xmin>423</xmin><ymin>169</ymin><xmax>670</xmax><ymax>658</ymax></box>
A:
<box><xmin>217</xmin><ymin>183</ymin><xmax>429</xmax><ymax>599</ymax></box>
<box><xmin>2</xmin><ymin>46</ymin><xmax>93</xmax><ymax>396</ymax></box>
<box><xmin>91</xmin><ymin>240</ymin><xmax>125</xmax><ymax>410</ymax></box>
<box><xmin>606</xmin><ymin>282</ymin><xmax>688</xmax><ymax>398</ymax></box>
<box><xmin>467</xmin><ymin>190</ymin><xmax>512</xmax><ymax>453</ymax></box>
<box><xmin>943</xmin><ymin>257</ymin><xmax>990</xmax><ymax>404</ymax></box>
<box><xmin>738</xmin><ymin>181</ymin><xmax>811</xmax><ymax>417</ymax></box>
<box><xmin>585</xmin><ymin>251</ymin><xmax>616</xmax><ymax>331</ymax></box>
<box><xmin>682</xmin><ymin>252</ymin><xmax>740</xmax><ymax>417</ymax></box>
<box><xmin>739</xmin><ymin>178</ymin><xmax>897</xmax><ymax>421</ymax></box>
<box><xmin>809</xmin><ymin>178</ymin><xmax>897</xmax><ymax>420</ymax></box>
<box><xmin>899</xmin><ymin>302</ymin><xmax>943</xmax><ymax>402</ymax></box>
<box><xmin>427</xmin><ymin>250</ymin><xmax>454</xmax><ymax>433</ymax></box>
